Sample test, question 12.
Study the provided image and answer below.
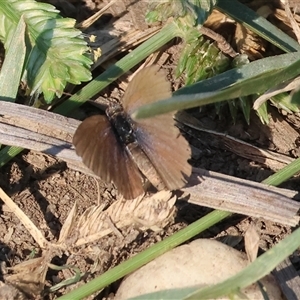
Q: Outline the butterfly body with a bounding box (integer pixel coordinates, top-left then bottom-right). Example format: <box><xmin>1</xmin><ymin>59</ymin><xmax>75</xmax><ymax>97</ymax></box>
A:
<box><xmin>73</xmin><ymin>66</ymin><xmax>192</xmax><ymax>199</ymax></box>
<box><xmin>106</xmin><ymin>103</ymin><xmax>136</xmax><ymax>145</ymax></box>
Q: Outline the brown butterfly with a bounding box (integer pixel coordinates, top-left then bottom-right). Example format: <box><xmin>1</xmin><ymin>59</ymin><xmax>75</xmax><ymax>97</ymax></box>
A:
<box><xmin>73</xmin><ymin>66</ymin><xmax>191</xmax><ymax>199</ymax></box>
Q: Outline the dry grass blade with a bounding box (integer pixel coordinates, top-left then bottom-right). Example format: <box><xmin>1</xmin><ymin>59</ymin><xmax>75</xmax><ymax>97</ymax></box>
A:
<box><xmin>0</xmin><ymin>187</ymin><xmax>48</xmax><ymax>249</ymax></box>
<box><xmin>284</xmin><ymin>0</ymin><xmax>300</xmax><ymax>42</ymax></box>
<box><xmin>77</xmin><ymin>0</ymin><xmax>118</xmax><ymax>30</ymax></box>
<box><xmin>0</xmin><ymin>188</ymin><xmax>58</xmax><ymax>296</ymax></box>
<box><xmin>0</xmin><ymin>176</ymin><xmax>174</xmax><ymax>296</ymax></box>
<box><xmin>183</xmin><ymin>168</ymin><xmax>300</xmax><ymax>226</ymax></box>
<box><xmin>253</xmin><ymin>76</ymin><xmax>300</xmax><ymax>110</ymax></box>
<box><xmin>93</xmin><ymin>26</ymin><xmax>160</xmax><ymax>69</ymax></box>
<box><xmin>176</xmin><ymin>111</ymin><xmax>294</xmax><ymax>171</ymax></box>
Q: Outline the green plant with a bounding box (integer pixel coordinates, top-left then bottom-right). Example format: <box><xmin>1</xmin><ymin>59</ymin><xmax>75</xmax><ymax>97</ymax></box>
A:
<box><xmin>0</xmin><ymin>0</ymin><xmax>92</xmax><ymax>103</ymax></box>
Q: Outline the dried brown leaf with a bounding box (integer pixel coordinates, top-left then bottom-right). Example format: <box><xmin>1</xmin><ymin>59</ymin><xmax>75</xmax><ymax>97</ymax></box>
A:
<box><xmin>284</xmin><ymin>0</ymin><xmax>300</xmax><ymax>42</ymax></box>
<box><xmin>235</xmin><ymin>6</ymin><xmax>271</xmax><ymax>60</ymax></box>
<box><xmin>244</xmin><ymin>223</ymin><xmax>260</xmax><ymax>263</ymax></box>
<box><xmin>5</xmin><ymin>253</ymin><xmax>52</xmax><ymax>297</ymax></box>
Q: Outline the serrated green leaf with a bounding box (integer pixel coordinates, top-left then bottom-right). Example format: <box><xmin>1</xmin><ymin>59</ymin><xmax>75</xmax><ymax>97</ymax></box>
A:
<box><xmin>178</xmin><ymin>36</ymin><xmax>229</xmax><ymax>86</ymax></box>
<box><xmin>177</xmin><ymin>48</ymin><xmax>190</xmax><ymax>77</ymax></box>
<box><xmin>146</xmin><ymin>0</ymin><xmax>217</xmax><ymax>27</ymax></box>
<box><xmin>185</xmin><ymin>56</ymin><xmax>198</xmax><ymax>82</ymax></box>
<box><xmin>0</xmin><ymin>0</ymin><xmax>92</xmax><ymax>104</ymax></box>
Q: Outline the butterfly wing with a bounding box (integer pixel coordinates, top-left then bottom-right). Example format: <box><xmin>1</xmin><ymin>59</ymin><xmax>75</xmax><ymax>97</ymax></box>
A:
<box><xmin>73</xmin><ymin>115</ymin><xmax>144</xmax><ymax>199</ymax></box>
<box><xmin>122</xmin><ymin>65</ymin><xmax>171</xmax><ymax>114</ymax></box>
<box><xmin>135</xmin><ymin>115</ymin><xmax>191</xmax><ymax>190</ymax></box>
<box><xmin>122</xmin><ymin>66</ymin><xmax>191</xmax><ymax>189</ymax></box>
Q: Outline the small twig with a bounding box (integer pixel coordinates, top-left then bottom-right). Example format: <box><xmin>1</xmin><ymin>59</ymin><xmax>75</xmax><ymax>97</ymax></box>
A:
<box><xmin>77</xmin><ymin>0</ymin><xmax>118</xmax><ymax>30</ymax></box>
<box><xmin>92</xmin><ymin>26</ymin><xmax>161</xmax><ymax>69</ymax></box>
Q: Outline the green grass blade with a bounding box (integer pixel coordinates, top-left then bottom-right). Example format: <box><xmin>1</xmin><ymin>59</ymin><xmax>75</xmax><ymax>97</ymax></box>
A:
<box><xmin>56</xmin><ymin>210</ymin><xmax>231</xmax><ymax>300</ymax></box>
<box><xmin>0</xmin><ymin>16</ymin><xmax>26</xmax><ymax>101</ymax></box>
<box><xmin>133</xmin><ymin>52</ymin><xmax>300</xmax><ymax>119</ymax></box>
<box><xmin>217</xmin><ymin>0</ymin><xmax>300</xmax><ymax>52</ymax></box>
<box><xmin>0</xmin><ymin>146</ymin><xmax>23</xmax><ymax>167</ymax></box>
<box><xmin>262</xmin><ymin>157</ymin><xmax>300</xmax><ymax>186</ymax></box>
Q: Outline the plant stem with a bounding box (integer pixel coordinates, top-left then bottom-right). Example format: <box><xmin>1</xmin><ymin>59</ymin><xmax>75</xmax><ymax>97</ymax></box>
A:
<box><xmin>54</xmin><ymin>22</ymin><xmax>179</xmax><ymax>116</ymax></box>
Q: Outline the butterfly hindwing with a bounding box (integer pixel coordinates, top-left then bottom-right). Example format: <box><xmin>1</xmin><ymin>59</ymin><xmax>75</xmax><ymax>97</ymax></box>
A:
<box><xmin>73</xmin><ymin>115</ymin><xmax>144</xmax><ymax>199</ymax></box>
<box><xmin>135</xmin><ymin>114</ymin><xmax>191</xmax><ymax>190</ymax></box>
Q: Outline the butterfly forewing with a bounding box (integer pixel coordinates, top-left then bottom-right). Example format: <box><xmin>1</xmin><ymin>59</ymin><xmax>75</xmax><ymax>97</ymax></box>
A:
<box><xmin>122</xmin><ymin>66</ymin><xmax>172</xmax><ymax>114</ymax></box>
<box><xmin>73</xmin><ymin>115</ymin><xmax>144</xmax><ymax>199</ymax></box>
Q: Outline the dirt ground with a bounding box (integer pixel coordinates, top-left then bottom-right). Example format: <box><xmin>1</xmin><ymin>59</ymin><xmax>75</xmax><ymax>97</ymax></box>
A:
<box><xmin>0</xmin><ymin>0</ymin><xmax>300</xmax><ymax>299</ymax></box>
